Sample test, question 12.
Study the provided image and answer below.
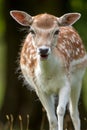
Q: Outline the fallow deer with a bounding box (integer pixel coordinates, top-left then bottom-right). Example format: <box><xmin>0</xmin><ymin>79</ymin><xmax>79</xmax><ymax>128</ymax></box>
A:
<box><xmin>10</xmin><ymin>10</ymin><xmax>87</xmax><ymax>130</ymax></box>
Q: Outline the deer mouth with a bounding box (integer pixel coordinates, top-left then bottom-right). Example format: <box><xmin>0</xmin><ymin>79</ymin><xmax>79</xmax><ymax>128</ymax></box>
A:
<box><xmin>40</xmin><ymin>54</ymin><xmax>49</xmax><ymax>60</ymax></box>
<box><xmin>38</xmin><ymin>46</ymin><xmax>50</xmax><ymax>60</ymax></box>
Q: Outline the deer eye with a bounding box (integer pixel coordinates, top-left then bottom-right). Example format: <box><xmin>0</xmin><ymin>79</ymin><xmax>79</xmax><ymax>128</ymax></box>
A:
<box><xmin>54</xmin><ymin>29</ymin><xmax>60</xmax><ymax>35</ymax></box>
<box><xmin>29</xmin><ymin>29</ymin><xmax>36</xmax><ymax>35</ymax></box>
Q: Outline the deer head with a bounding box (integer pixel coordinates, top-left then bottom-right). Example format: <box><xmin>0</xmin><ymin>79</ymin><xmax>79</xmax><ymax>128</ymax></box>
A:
<box><xmin>10</xmin><ymin>11</ymin><xmax>81</xmax><ymax>61</ymax></box>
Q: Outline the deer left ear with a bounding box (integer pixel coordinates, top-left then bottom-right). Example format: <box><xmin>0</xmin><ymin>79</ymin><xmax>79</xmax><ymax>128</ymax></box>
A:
<box><xmin>10</xmin><ymin>10</ymin><xmax>33</xmax><ymax>26</ymax></box>
<box><xmin>58</xmin><ymin>13</ymin><xmax>81</xmax><ymax>26</ymax></box>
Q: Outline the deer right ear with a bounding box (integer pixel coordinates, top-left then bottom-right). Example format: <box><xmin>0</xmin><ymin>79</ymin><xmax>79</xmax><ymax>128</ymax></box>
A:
<box><xmin>58</xmin><ymin>13</ymin><xmax>81</xmax><ymax>26</ymax></box>
<box><xmin>10</xmin><ymin>10</ymin><xmax>33</xmax><ymax>26</ymax></box>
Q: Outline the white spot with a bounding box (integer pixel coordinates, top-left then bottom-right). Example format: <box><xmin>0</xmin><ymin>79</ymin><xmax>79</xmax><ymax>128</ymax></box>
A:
<box><xmin>26</xmin><ymin>48</ymin><xmax>30</xmax><ymax>53</ymax></box>
<box><xmin>76</xmin><ymin>51</ymin><xmax>78</xmax><ymax>56</ymax></box>
<box><xmin>76</xmin><ymin>40</ymin><xmax>80</xmax><ymax>44</ymax></box>
<box><xmin>59</xmin><ymin>43</ymin><xmax>65</xmax><ymax>49</ymax></box>
<box><xmin>63</xmin><ymin>35</ymin><xmax>68</xmax><ymax>39</ymax></box>
<box><xmin>64</xmin><ymin>49</ymin><xmax>70</xmax><ymax>57</ymax></box>
<box><xmin>30</xmin><ymin>49</ymin><xmax>35</xmax><ymax>53</ymax></box>
<box><xmin>71</xmin><ymin>36</ymin><xmax>75</xmax><ymax>43</ymax></box>
<box><xmin>63</xmin><ymin>39</ymin><xmax>66</xmax><ymax>44</ymax></box>
<box><xmin>76</xmin><ymin>48</ymin><xmax>80</xmax><ymax>52</ymax></box>
<box><xmin>64</xmin><ymin>49</ymin><xmax>68</xmax><ymax>54</ymax></box>
<box><xmin>81</xmin><ymin>50</ymin><xmax>84</xmax><ymax>54</ymax></box>
<box><xmin>33</xmin><ymin>55</ymin><xmax>37</xmax><ymax>59</ymax></box>
<box><xmin>30</xmin><ymin>55</ymin><xmax>32</xmax><ymax>59</ymax></box>
<box><xmin>28</xmin><ymin>60</ymin><xmax>31</xmax><ymax>64</ymax></box>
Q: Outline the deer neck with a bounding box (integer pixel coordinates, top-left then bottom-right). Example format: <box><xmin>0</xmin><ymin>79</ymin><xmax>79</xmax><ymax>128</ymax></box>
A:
<box><xmin>37</xmin><ymin>52</ymin><xmax>62</xmax><ymax>77</ymax></box>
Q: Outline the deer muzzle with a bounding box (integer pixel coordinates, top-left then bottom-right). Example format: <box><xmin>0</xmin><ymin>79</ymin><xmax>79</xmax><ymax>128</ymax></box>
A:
<box><xmin>37</xmin><ymin>46</ymin><xmax>51</xmax><ymax>60</ymax></box>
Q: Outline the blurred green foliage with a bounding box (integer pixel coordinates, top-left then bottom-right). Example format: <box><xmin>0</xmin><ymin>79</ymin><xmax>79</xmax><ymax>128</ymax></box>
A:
<box><xmin>0</xmin><ymin>0</ymin><xmax>6</xmax><ymax>109</ymax></box>
<box><xmin>0</xmin><ymin>43</ymin><xmax>6</xmax><ymax>109</ymax></box>
<box><xmin>70</xmin><ymin>0</ymin><xmax>87</xmax><ymax>11</ymax></box>
<box><xmin>70</xmin><ymin>0</ymin><xmax>87</xmax><ymax>47</ymax></box>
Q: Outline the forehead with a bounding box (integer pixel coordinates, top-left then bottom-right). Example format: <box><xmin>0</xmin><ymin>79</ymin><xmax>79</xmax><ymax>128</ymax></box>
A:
<box><xmin>32</xmin><ymin>13</ymin><xmax>58</xmax><ymax>29</ymax></box>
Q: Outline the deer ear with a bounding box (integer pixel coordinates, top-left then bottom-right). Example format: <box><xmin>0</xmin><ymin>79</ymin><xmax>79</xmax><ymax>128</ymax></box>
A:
<box><xmin>58</xmin><ymin>13</ymin><xmax>81</xmax><ymax>26</ymax></box>
<box><xmin>10</xmin><ymin>10</ymin><xmax>33</xmax><ymax>26</ymax></box>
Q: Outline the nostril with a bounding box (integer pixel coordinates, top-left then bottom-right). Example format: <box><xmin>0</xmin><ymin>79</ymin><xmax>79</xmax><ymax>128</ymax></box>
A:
<box><xmin>39</xmin><ymin>48</ymin><xmax>49</xmax><ymax>55</ymax></box>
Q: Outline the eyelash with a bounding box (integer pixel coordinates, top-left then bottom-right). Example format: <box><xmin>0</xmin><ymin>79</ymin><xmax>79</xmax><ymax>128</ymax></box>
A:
<box><xmin>29</xmin><ymin>29</ymin><xmax>35</xmax><ymax>35</ymax></box>
<box><xmin>54</xmin><ymin>30</ymin><xmax>60</xmax><ymax>35</ymax></box>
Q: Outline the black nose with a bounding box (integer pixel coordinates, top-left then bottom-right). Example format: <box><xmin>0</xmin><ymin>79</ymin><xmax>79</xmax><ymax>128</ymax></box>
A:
<box><xmin>39</xmin><ymin>48</ymin><xmax>49</xmax><ymax>55</ymax></box>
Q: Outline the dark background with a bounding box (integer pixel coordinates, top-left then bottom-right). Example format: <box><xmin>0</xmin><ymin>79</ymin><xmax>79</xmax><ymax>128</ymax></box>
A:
<box><xmin>0</xmin><ymin>0</ymin><xmax>87</xmax><ymax>130</ymax></box>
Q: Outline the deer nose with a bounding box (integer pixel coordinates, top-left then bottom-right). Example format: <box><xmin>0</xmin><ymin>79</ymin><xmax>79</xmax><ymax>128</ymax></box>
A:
<box><xmin>38</xmin><ymin>47</ymin><xmax>50</xmax><ymax>55</ymax></box>
<box><xmin>37</xmin><ymin>46</ymin><xmax>50</xmax><ymax>59</ymax></box>
<box><xmin>39</xmin><ymin>48</ymin><xmax>49</xmax><ymax>55</ymax></box>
